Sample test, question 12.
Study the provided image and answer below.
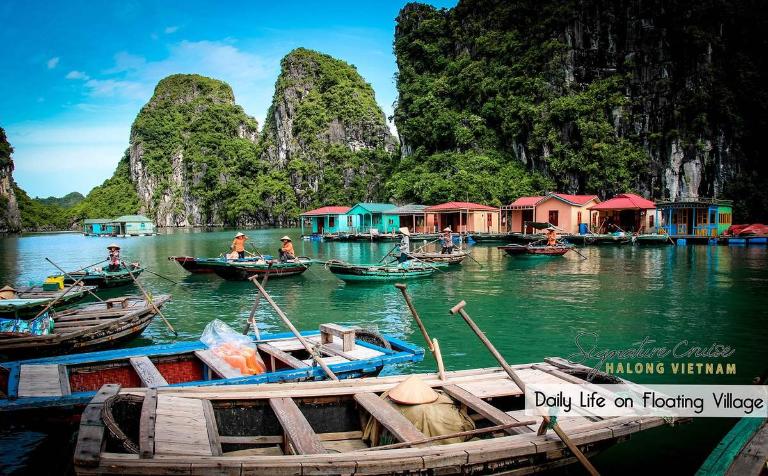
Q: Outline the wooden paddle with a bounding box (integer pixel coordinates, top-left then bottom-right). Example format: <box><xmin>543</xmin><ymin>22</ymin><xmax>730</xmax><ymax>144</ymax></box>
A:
<box><xmin>45</xmin><ymin>258</ymin><xmax>105</xmax><ymax>303</ymax></box>
<box><xmin>242</xmin><ymin>264</ymin><xmax>272</xmax><ymax>337</ymax></box>
<box><xmin>31</xmin><ymin>278</ymin><xmax>87</xmax><ymax>319</ymax></box>
<box><xmin>250</xmin><ymin>277</ymin><xmax>338</xmax><ymax>380</ymax></box>
<box><xmin>123</xmin><ymin>262</ymin><xmax>177</xmax><ymax>337</ymax></box>
<box><xmin>394</xmin><ymin>283</ymin><xmax>445</xmax><ymax>380</ymax></box>
<box><xmin>449</xmin><ymin>300</ymin><xmax>600</xmax><ymax>476</ymax></box>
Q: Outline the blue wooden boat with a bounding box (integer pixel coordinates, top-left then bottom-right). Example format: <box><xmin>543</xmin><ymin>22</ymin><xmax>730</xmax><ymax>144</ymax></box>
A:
<box><xmin>327</xmin><ymin>260</ymin><xmax>447</xmax><ymax>282</ymax></box>
<box><xmin>0</xmin><ymin>324</ymin><xmax>423</xmax><ymax>418</ymax></box>
<box><xmin>0</xmin><ymin>284</ymin><xmax>98</xmax><ymax>316</ymax></box>
<box><xmin>697</xmin><ymin>418</ymin><xmax>767</xmax><ymax>475</ymax></box>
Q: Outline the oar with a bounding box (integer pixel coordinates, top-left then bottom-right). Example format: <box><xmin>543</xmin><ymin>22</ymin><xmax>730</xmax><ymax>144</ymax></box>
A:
<box><xmin>464</xmin><ymin>250</ymin><xmax>484</xmax><ymax>268</ymax></box>
<box><xmin>45</xmin><ymin>258</ymin><xmax>104</xmax><ymax>303</ymax></box>
<box><xmin>394</xmin><ymin>283</ymin><xmax>445</xmax><ymax>380</ymax></box>
<box><xmin>250</xmin><ymin>277</ymin><xmax>338</xmax><ymax>380</ymax></box>
<box><xmin>249</xmin><ymin>243</ymin><xmax>266</xmax><ymax>260</ymax></box>
<box><xmin>569</xmin><ymin>244</ymin><xmax>588</xmax><ymax>260</ymax></box>
<box><xmin>123</xmin><ymin>262</ymin><xmax>177</xmax><ymax>337</ymax></box>
<box><xmin>31</xmin><ymin>278</ymin><xmax>86</xmax><ymax>319</ymax></box>
<box><xmin>412</xmin><ymin>238</ymin><xmax>440</xmax><ymax>254</ymax></box>
<box><xmin>70</xmin><ymin>258</ymin><xmax>109</xmax><ymax>274</ymax></box>
<box><xmin>449</xmin><ymin>300</ymin><xmax>600</xmax><ymax>476</ymax></box>
<box><xmin>242</xmin><ymin>265</ymin><xmax>272</xmax><ymax>337</ymax></box>
<box><xmin>378</xmin><ymin>244</ymin><xmax>399</xmax><ymax>263</ymax></box>
<box><xmin>143</xmin><ymin>268</ymin><xmax>182</xmax><ymax>286</ymax></box>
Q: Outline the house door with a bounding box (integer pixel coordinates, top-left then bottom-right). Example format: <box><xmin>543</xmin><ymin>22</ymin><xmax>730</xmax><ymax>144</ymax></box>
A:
<box><xmin>522</xmin><ymin>210</ymin><xmax>534</xmax><ymax>233</ymax></box>
<box><xmin>548</xmin><ymin>210</ymin><xmax>559</xmax><ymax>226</ymax></box>
<box><xmin>317</xmin><ymin>218</ymin><xmax>324</xmax><ymax>234</ymax></box>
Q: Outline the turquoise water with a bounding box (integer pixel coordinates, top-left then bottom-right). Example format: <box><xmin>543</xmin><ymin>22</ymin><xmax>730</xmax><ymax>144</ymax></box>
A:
<box><xmin>0</xmin><ymin>228</ymin><xmax>766</xmax><ymax>474</ymax></box>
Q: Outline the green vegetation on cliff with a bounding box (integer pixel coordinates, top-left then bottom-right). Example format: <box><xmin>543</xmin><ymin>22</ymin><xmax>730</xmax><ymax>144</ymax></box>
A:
<box><xmin>261</xmin><ymin>48</ymin><xmax>397</xmax><ymax>212</ymax></box>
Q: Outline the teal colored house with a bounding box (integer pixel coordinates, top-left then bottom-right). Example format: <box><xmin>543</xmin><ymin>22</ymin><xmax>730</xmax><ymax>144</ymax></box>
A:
<box><xmin>114</xmin><ymin>215</ymin><xmax>156</xmax><ymax>236</ymax></box>
<box><xmin>82</xmin><ymin>219</ymin><xmax>118</xmax><ymax>236</ymax></box>
<box><xmin>382</xmin><ymin>204</ymin><xmax>429</xmax><ymax>233</ymax></box>
<box><xmin>657</xmin><ymin>198</ymin><xmax>733</xmax><ymax>237</ymax></box>
<box><xmin>300</xmin><ymin>206</ymin><xmax>354</xmax><ymax>235</ymax></box>
<box><xmin>347</xmin><ymin>203</ymin><xmax>397</xmax><ymax>233</ymax></box>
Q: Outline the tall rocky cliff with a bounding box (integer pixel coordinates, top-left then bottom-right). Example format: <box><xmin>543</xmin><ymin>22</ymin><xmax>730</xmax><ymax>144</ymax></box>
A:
<box><xmin>261</xmin><ymin>48</ymin><xmax>398</xmax><ymax>210</ymax></box>
<box><xmin>129</xmin><ymin>74</ymin><xmax>261</xmax><ymax>226</ymax></box>
<box><xmin>394</xmin><ymin>0</ymin><xmax>768</xmax><ymax>220</ymax></box>
<box><xmin>0</xmin><ymin>128</ymin><xmax>22</xmax><ymax>233</ymax></box>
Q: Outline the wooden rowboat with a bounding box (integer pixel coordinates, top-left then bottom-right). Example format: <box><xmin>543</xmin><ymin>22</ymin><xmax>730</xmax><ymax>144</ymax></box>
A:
<box><xmin>406</xmin><ymin>250</ymin><xmax>467</xmax><ymax>265</ymax></box>
<box><xmin>73</xmin><ymin>358</ymin><xmax>678</xmax><ymax>475</ymax></box>
<box><xmin>0</xmin><ymin>324</ymin><xmax>423</xmax><ymax>418</ymax></box>
<box><xmin>327</xmin><ymin>260</ymin><xmax>446</xmax><ymax>282</ymax></box>
<box><xmin>58</xmin><ymin>264</ymin><xmax>145</xmax><ymax>288</ymax></box>
<box><xmin>0</xmin><ymin>295</ymin><xmax>170</xmax><ymax>360</ymax></box>
<box><xmin>207</xmin><ymin>258</ymin><xmax>312</xmax><ymax>281</ymax></box>
<box><xmin>169</xmin><ymin>256</ymin><xmax>275</xmax><ymax>274</ymax></box>
<box><xmin>697</xmin><ymin>417</ymin><xmax>767</xmax><ymax>475</ymax></box>
<box><xmin>0</xmin><ymin>284</ymin><xmax>97</xmax><ymax>316</ymax></box>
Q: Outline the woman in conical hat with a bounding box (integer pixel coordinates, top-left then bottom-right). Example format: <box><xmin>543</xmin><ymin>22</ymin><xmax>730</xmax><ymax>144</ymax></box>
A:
<box><xmin>388</xmin><ymin>375</ymin><xmax>439</xmax><ymax>405</ymax></box>
<box><xmin>397</xmin><ymin>227</ymin><xmax>411</xmax><ymax>264</ymax></box>
<box><xmin>107</xmin><ymin>243</ymin><xmax>121</xmax><ymax>271</ymax></box>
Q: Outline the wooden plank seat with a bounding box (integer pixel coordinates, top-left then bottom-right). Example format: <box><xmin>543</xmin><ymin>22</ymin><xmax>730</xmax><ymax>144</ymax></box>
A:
<box><xmin>154</xmin><ymin>395</ymin><xmax>217</xmax><ymax>456</ymax></box>
<box><xmin>306</xmin><ymin>335</ymin><xmax>385</xmax><ymax>361</ymax></box>
<box><xmin>129</xmin><ymin>357</ymin><xmax>168</xmax><ymax>387</ymax></box>
<box><xmin>257</xmin><ymin>343</ymin><xmax>310</xmax><ymax>369</ymax></box>
<box><xmin>354</xmin><ymin>392</ymin><xmax>426</xmax><ymax>444</ymax></box>
<box><xmin>269</xmin><ymin>397</ymin><xmax>327</xmax><ymax>454</ymax></box>
<box><xmin>442</xmin><ymin>384</ymin><xmax>532</xmax><ymax>435</ymax></box>
<box><xmin>18</xmin><ymin>364</ymin><xmax>70</xmax><ymax>397</ymax></box>
<box><xmin>105</xmin><ymin>297</ymin><xmax>130</xmax><ymax>309</ymax></box>
<box><xmin>320</xmin><ymin>323</ymin><xmax>356</xmax><ymax>352</ymax></box>
<box><xmin>301</xmin><ymin>355</ymin><xmax>349</xmax><ymax>367</ymax></box>
<box><xmin>194</xmin><ymin>349</ymin><xmax>241</xmax><ymax>379</ymax></box>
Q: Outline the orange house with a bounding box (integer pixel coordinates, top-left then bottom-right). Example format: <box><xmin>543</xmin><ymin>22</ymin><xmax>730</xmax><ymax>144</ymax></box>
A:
<box><xmin>502</xmin><ymin>194</ymin><xmax>600</xmax><ymax>234</ymax></box>
<box><xmin>424</xmin><ymin>202</ymin><xmax>500</xmax><ymax>233</ymax></box>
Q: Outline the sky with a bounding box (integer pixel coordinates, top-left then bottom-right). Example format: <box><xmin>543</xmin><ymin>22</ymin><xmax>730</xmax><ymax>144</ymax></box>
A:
<box><xmin>0</xmin><ymin>0</ymin><xmax>457</xmax><ymax>198</ymax></box>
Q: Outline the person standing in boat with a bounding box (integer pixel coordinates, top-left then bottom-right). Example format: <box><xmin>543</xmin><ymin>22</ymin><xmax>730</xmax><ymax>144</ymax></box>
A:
<box><xmin>107</xmin><ymin>244</ymin><xmax>121</xmax><ymax>271</ymax></box>
<box><xmin>440</xmin><ymin>227</ymin><xmax>454</xmax><ymax>254</ymax></box>
<box><xmin>279</xmin><ymin>236</ymin><xmax>295</xmax><ymax>262</ymax></box>
<box><xmin>397</xmin><ymin>227</ymin><xmax>411</xmax><ymax>263</ymax></box>
<box><xmin>231</xmin><ymin>232</ymin><xmax>248</xmax><ymax>259</ymax></box>
<box><xmin>546</xmin><ymin>227</ymin><xmax>558</xmax><ymax>247</ymax></box>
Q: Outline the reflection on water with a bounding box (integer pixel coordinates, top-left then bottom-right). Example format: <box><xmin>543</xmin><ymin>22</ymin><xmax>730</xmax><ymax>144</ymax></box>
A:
<box><xmin>0</xmin><ymin>229</ymin><xmax>766</xmax><ymax>474</ymax></box>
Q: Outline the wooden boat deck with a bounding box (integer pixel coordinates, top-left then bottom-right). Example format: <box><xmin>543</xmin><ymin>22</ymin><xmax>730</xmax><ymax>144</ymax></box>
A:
<box><xmin>75</xmin><ymin>360</ymin><xmax>677</xmax><ymax>475</ymax></box>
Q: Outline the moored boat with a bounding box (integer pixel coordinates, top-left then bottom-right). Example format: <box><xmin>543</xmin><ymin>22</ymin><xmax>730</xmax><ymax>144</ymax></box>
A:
<box><xmin>406</xmin><ymin>250</ymin><xmax>468</xmax><ymax>265</ymax></box>
<box><xmin>207</xmin><ymin>258</ymin><xmax>312</xmax><ymax>281</ymax></box>
<box><xmin>57</xmin><ymin>264</ymin><xmax>145</xmax><ymax>288</ymax></box>
<box><xmin>327</xmin><ymin>260</ymin><xmax>446</xmax><ymax>282</ymax></box>
<box><xmin>72</xmin><ymin>358</ymin><xmax>678</xmax><ymax>475</ymax></box>
<box><xmin>0</xmin><ymin>284</ymin><xmax>98</xmax><ymax>316</ymax></box>
<box><xmin>498</xmin><ymin>243</ymin><xmax>572</xmax><ymax>257</ymax></box>
<box><xmin>169</xmin><ymin>255</ymin><xmax>274</xmax><ymax>274</ymax></box>
<box><xmin>0</xmin><ymin>295</ymin><xmax>170</xmax><ymax>359</ymax></box>
<box><xmin>0</xmin><ymin>323</ymin><xmax>423</xmax><ymax>418</ymax></box>
<box><xmin>697</xmin><ymin>417</ymin><xmax>768</xmax><ymax>475</ymax></box>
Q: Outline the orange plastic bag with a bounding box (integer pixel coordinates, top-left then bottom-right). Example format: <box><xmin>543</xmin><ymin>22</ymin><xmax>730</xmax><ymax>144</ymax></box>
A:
<box><xmin>201</xmin><ymin>319</ymin><xmax>266</xmax><ymax>376</ymax></box>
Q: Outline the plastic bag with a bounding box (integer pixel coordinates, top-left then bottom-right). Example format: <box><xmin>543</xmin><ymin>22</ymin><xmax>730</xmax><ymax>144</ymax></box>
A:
<box><xmin>200</xmin><ymin>320</ymin><xmax>266</xmax><ymax>376</ymax></box>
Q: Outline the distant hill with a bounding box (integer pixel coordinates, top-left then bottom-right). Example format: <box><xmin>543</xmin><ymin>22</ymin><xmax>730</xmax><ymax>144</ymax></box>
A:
<box><xmin>34</xmin><ymin>191</ymin><xmax>85</xmax><ymax>208</ymax></box>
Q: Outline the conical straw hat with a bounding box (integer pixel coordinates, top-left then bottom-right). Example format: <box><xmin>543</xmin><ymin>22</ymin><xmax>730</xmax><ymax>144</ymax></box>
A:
<box><xmin>399</xmin><ymin>227</ymin><xmax>410</xmax><ymax>236</ymax></box>
<box><xmin>107</xmin><ymin>243</ymin><xmax>121</xmax><ymax>249</ymax></box>
<box><xmin>388</xmin><ymin>375</ymin><xmax>439</xmax><ymax>405</ymax></box>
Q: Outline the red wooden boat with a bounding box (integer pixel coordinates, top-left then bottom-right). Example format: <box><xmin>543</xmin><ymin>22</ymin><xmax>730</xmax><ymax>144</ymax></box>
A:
<box><xmin>498</xmin><ymin>244</ymin><xmax>571</xmax><ymax>257</ymax></box>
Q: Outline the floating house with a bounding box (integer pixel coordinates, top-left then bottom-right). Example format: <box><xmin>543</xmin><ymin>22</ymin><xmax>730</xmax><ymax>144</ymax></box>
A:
<box><xmin>656</xmin><ymin>198</ymin><xmax>733</xmax><ymax>237</ymax></box>
<box><xmin>501</xmin><ymin>194</ymin><xmax>599</xmax><ymax>234</ymax></box>
<box><xmin>299</xmin><ymin>206</ymin><xmax>353</xmax><ymax>235</ymax></box>
<box><xmin>588</xmin><ymin>193</ymin><xmax>657</xmax><ymax>233</ymax></box>
<box><xmin>82</xmin><ymin>219</ymin><xmax>118</xmax><ymax>236</ymax></box>
<box><xmin>82</xmin><ymin>215</ymin><xmax>156</xmax><ymax>237</ymax></box>
<box><xmin>424</xmin><ymin>202</ymin><xmax>499</xmax><ymax>233</ymax></box>
<box><xmin>346</xmin><ymin>203</ymin><xmax>397</xmax><ymax>233</ymax></box>
<box><xmin>382</xmin><ymin>204</ymin><xmax>434</xmax><ymax>233</ymax></box>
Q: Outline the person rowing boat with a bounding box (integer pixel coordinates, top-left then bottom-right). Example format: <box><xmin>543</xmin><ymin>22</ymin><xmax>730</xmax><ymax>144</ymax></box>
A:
<box><xmin>231</xmin><ymin>232</ymin><xmax>248</xmax><ymax>259</ymax></box>
<box><xmin>279</xmin><ymin>236</ymin><xmax>295</xmax><ymax>262</ymax></box>
<box><xmin>397</xmin><ymin>227</ymin><xmax>411</xmax><ymax>263</ymax></box>
<box><xmin>107</xmin><ymin>243</ymin><xmax>121</xmax><ymax>271</ymax></box>
<box><xmin>440</xmin><ymin>227</ymin><xmax>454</xmax><ymax>254</ymax></box>
<box><xmin>546</xmin><ymin>226</ymin><xmax>558</xmax><ymax>247</ymax></box>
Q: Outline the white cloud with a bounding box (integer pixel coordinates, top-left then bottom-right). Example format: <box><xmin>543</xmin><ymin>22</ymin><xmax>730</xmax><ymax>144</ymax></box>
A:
<box><xmin>164</xmin><ymin>26</ymin><xmax>179</xmax><ymax>34</ymax></box>
<box><xmin>66</xmin><ymin>70</ymin><xmax>90</xmax><ymax>80</ymax></box>
<box><xmin>47</xmin><ymin>57</ymin><xmax>60</xmax><ymax>69</ymax></box>
<box><xmin>84</xmin><ymin>78</ymin><xmax>147</xmax><ymax>99</ymax></box>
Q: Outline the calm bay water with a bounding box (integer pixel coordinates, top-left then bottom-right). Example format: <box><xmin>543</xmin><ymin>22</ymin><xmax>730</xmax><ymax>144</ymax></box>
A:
<box><xmin>1</xmin><ymin>228</ymin><xmax>766</xmax><ymax>474</ymax></box>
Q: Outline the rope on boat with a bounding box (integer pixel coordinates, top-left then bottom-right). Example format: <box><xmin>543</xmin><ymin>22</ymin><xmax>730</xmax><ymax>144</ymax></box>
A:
<box><xmin>102</xmin><ymin>394</ymin><xmax>143</xmax><ymax>454</ymax></box>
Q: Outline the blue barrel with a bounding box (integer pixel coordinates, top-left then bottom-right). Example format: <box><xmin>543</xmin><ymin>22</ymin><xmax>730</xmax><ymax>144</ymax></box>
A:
<box><xmin>676</xmin><ymin>239</ymin><xmax>687</xmax><ymax>246</ymax></box>
<box><xmin>578</xmin><ymin>223</ymin><xmax>588</xmax><ymax>235</ymax></box>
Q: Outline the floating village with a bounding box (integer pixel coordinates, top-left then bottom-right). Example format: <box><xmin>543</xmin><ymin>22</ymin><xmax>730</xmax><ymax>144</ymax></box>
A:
<box><xmin>0</xmin><ymin>190</ymin><xmax>765</xmax><ymax>475</ymax></box>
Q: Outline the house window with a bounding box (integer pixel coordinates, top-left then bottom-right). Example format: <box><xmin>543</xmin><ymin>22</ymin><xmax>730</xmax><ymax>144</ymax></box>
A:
<box><xmin>388</xmin><ymin>219</ymin><xmax>394</xmax><ymax>225</ymax></box>
<box><xmin>329</xmin><ymin>216</ymin><xmax>335</xmax><ymax>227</ymax></box>
<box><xmin>347</xmin><ymin>216</ymin><xmax>353</xmax><ymax>226</ymax></box>
<box><xmin>649</xmin><ymin>215</ymin><xmax>654</xmax><ymax>227</ymax></box>
<box><xmin>577</xmin><ymin>211</ymin><xmax>582</xmax><ymax>224</ymax></box>
<box><xmin>548</xmin><ymin>210</ymin><xmax>559</xmax><ymax>226</ymax></box>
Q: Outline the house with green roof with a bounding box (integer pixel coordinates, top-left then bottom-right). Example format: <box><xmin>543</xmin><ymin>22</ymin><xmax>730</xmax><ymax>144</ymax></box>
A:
<box><xmin>82</xmin><ymin>215</ymin><xmax>156</xmax><ymax>237</ymax></box>
<box><xmin>347</xmin><ymin>203</ymin><xmax>397</xmax><ymax>233</ymax></box>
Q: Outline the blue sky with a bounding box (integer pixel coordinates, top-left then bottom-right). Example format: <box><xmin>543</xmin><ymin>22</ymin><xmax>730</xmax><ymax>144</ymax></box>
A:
<box><xmin>1</xmin><ymin>0</ymin><xmax>456</xmax><ymax>198</ymax></box>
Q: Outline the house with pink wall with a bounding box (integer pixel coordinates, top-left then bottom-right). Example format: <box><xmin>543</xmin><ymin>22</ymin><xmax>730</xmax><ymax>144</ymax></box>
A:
<box><xmin>501</xmin><ymin>194</ymin><xmax>600</xmax><ymax>234</ymax></box>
